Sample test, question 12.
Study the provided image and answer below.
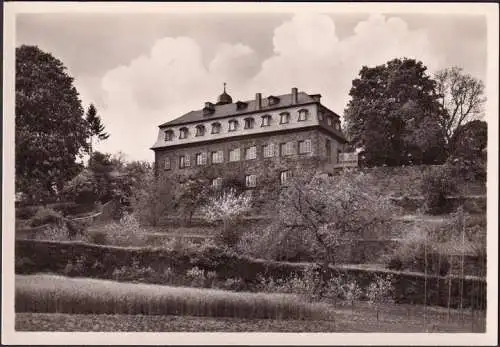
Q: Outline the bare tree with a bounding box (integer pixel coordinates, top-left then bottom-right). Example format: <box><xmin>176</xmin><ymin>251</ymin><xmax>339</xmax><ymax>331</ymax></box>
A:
<box><xmin>275</xmin><ymin>169</ymin><xmax>397</xmax><ymax>295</ymax></box>
<box><xmin>434</xmin><ymin>67</ymin><xmax>486</xmax><ymax>144</ymax></box>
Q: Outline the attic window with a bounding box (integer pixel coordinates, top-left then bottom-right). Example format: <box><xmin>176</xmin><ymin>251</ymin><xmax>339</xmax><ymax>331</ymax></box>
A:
<box><xmin>298</xmin><ymin>109</ymin><xmax>309</xmax><ymax>121</ymax></box>
<box><xmin>195</xmin><ymin>124</ymin><xmax>206</xmax><ymax>137</ymax></box>
<box><xmin>203</xmin><ymin>102</ymin><xmax>215</xmax><ymax>116</ymax></box>
<box><xmin>236</xmin><ymin>101</ymin><xmax>248</xmax><ymax>111</ymax></box>
<box><xmin>244</xmin><ymin>117</ymin><xmax>255</xmax><ymax>129</ymax></box>
<box><xmin>211</xmin><ymin>122</ymin><xmax>221</xmax><ymax>134</ymax></box>
<box><xmin>164</xmin><ymin>130</ymin><xmax>174</xmax><ymax>141</ymax></box>
<box><xmin>179</xmin><ymin>127</ymin><xmax>189</xmax><ymax>139</ymax></box>
<box><xmin>279</xmin><ymin>112</ymin><xmax>290</xmax><ymax>124</ymax></box>
<box><xmin>326</xmin><ymin>116</ymin><xmax>333</xmax><ymax>127</ymax></box>
<box><xmin>268</xmin><ymin>95</ymin><xmax>280</xmax><ymax>106</ymax></box>
<box><xmin>228</xmin><ymin>119</ymin><xmax>239</xmax><ymax>132</ymax></box>
<box><xmin>261</xmin><ymin>115</ymin><xmax>272</xmax><ymax>127</ymax></box>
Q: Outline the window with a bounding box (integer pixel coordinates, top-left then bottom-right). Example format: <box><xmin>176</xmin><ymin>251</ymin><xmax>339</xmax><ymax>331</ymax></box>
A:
<box><xmin>164</xmin><ymin>130</ymin><xmax>174</xmax><ymax>141</ymax></box>
<box><xmin>326</xmin><ymin>116</ymin><xmax>333</xmax><ymax>127</ymax></box>
<box><xmin>335</xmin><ymin>121</ymin><xmax>341</xmax><ymax>130</ymax></box>
<box><xmin>280</xmin><ymin>112</ymin><xmax>290</xmax><ymax>124</ymax></box>
<box><xmin>298</xmin><ymin>109</ymin><xmax>309</xmax><ymax>121</ymax></box>
<box><xmin>299</xmin><ymin>139</ymin><xmax>312</xmax><ymax>154</ymax></box>
<box><xmin>244</xmin><ymin>117</ymin><xmax>255</xmax><ymax>129</ymax></box>
<box><xmin>164</xmin><ymin>157</ymin><xmax>171</xmax><ymax>170</ymax></box>
<box><xmin>263</xmin><ymin>143</ymin><xmax>275</xmax><ymax>158</ymax></box>
<box><xmin>229</xmin><ymin>148</ymin><xmax>240</xmax><ymax>162</ymax></box>
<box><xmin>211</xmin><ymin>150</ymin><xmax>224</xmax><ymax>164</ymax></box>
<box><xmin>228</xmin><ymin>120</ymin><xmax>238</xmax><ymax>132</ymax></box>
<box><xmin>195</xmin><ymin>125</ymin><xmax>206</xmax><ymax>137</ymax></box>
<box><xmin>196</xmin><ymin>152</ymin><xmax>207</xmax><ymax>166</ymax></box>
<box><xmin>245</xmin><ymin>146</ymin><xmax>257</xmax><ymax>160</ymax></box>
<box><xmin>280</xmin><ymin>142</ymin><xmax>294</xmax><ymax>156</ymax></box>
<box><xmin>179</xmin><ymin>127</ymin><xmax>189</xmax><ymax>139</ymax></box>
<box><xmin>212</xmin><ymin>177</ymin><xmax>223</xmax><ymax>189</ymax></box>
<box><xmin>179</xmin><ymin>154</ymin><xmax>190</xmax><ymax>168</ymax></box>
<box><xmin>268</xmin><ymin>96</ymin><xmax>280</xmax><ymax>106</ymax></box>
<box><xmin>261</xmin><ymin>115</ymin><xmax>272</xmax><ymax>127</ymax></box>
<box><xmin>280</xmin><ymin>170</ymin><xmax>292</xmax><ymax>185</ymax></box>
<box><xmin>325</xmin><ymin>139</ymin><xmax>331</xmax><ymax>162</ymax></box>
<box><xmin>245</xmin><ymin>174</ymin><xmax>257</xmax><ymax>188</ymax></box>
<box><xmin>211</xmin><ymin>122</ymin><xmax>221</xmax><ymax>134</ymax></box>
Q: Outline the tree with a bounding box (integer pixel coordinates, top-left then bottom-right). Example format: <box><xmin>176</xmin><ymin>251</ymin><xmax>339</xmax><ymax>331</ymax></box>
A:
<box><xmin>87</xmin><ymin>151</ymin><xmax>116</xmax><ymax>202</ymax></box>
<box><xmin>344</xmin><ymin>58</ymin><xmax>446</xmax><ymax>166</ymax></box>
<box><xmin>201</xmin><ymin>189</ymin><xmax>252</xmax><ymax>248</ymax></box>
<box><xmin>85</xmin><ymin>104</ymin><xmax>109</xmax><ymax>161</ymax></box>
<box><xmin>16</xmin><ymin>45</ymin><xmax>89</xmax><ymax>202</ymax></box>
<box><xmin>434</xmin><ymin>67</ymin><xmax>486</xmax><ymax>144</ymax></box>
<box><xmin>275</xmin><ymin>169</ymin><xmax>396</xmax><ymax>294</ymax></box>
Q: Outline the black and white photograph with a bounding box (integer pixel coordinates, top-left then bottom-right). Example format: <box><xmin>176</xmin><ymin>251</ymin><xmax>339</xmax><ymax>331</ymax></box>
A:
<box><xmin>2</xmin><ymin>2</ymin><xmax>498</xmax><ymax>345</ymax></box>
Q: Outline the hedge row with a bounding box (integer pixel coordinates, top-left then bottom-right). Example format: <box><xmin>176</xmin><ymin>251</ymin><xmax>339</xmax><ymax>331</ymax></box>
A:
<box><xmin>15</xmin><ymin>239</ymin><xmax>486</xmax><ymax>309</ymax></box>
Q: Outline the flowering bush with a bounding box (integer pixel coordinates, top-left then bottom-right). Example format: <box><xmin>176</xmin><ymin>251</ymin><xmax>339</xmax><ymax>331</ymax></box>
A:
<box><xmin>366</xmin><ymin>274</ymin><xmax>395</xmax><ymax>321</ymax></box>
<box><xmin>102</xmin><ymin>212</ymin><xmax>147</xmax><ymax>247</ymax></box>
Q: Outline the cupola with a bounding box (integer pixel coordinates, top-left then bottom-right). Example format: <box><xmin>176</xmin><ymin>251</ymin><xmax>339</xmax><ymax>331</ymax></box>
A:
<box><xmin>216</xmin><ymin>82</ymin><xmax>233</xmax><ymax>105</ymax></box>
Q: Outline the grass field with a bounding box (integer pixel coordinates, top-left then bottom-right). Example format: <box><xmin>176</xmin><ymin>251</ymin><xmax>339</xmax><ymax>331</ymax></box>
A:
<box><xmin>16</xmin><ymin>275</ymin><xmax>331</xmax><ymax>320</ymax></box>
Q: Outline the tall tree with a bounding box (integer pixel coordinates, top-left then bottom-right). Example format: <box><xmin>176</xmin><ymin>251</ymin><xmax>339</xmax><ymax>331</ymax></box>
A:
<box><xmin>16</xmin><ymin>45</ymin><xmax>89</xmax><ymax>202</ymax></box>
<box><xmin>85</xmin><ymin>103</ymin><xmax>109</xmax><ymax>161</ymax></box>
<box><xmin>434</xmin><ymin>67</ymin><xmax>486</xmax><ymax>144</ymax></box>
<box><xmin>344</xmin><ymin>58</ymin><xmax>446</xmax><ymax>166</ymax></box>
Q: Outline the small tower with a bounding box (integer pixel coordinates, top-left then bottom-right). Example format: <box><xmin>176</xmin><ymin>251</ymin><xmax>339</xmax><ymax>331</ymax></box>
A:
<box><xmin>216</xmin><ymin>82</ymin><xmax>233</xmax><ymax>105</ymax></box>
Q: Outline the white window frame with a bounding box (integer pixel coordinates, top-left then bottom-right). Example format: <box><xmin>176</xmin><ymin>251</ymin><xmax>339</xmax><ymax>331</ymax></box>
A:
<box><xmin>280</xmin><ymin>112</ymin><xmax>290</xmax><ymax>124</ymax></box>
<box><xmin>211</xmin><ymin>122</ymin><xmax>221</xmax><ymax>134</ymax></box>
<box><xmin>179</xmin><ymin>127</ymin><xmax>189</xmax><ymax>139</ymax></box>
<box><xmin>280</xmin><ymin>170</ymin><xmax>291</xmax><ymax>185</ymax></box>
<box><xmin>229</xmin><ymin>148</ymin><xmax>240</xmax><ymax>162</ymax></box>
<box><xmin>195</xmin><ymin>125</ymin><xmax>205</xmax><ymax>137</ymax></box>
<box><xmin>179</xmin><ymin>155</ymin><xmax>190</xmax><ymax>168</ymax></box>
<box><xmin>164</xmin><ymin>157</ymin><xmax>171</xmax><ymax>170</ymax></box>
<box><xmin>280</xmin><ymin>142</ymin><xmax>294</xmax><ymax>156</ymax></box>
<box><xmin>261</xmin><ymin>115</ymin><xmax>272</xmax><ymax>127</ymax></box>
<box><xmin>212</xmin><ymin>177</ymin><xmax>223</xmax><ymax>189</ymax></box>
<box><xmin>211</xmin><ymin>150</ymin><xmax>224</xmax><ymax>164</ymax></box>
<box><xmin>244</xmin><ymin>118</ymin><xmax>255</xmax><ymax>129</ymax></box>
<box><xmin>245</xmin><ymin>174</ymin><xmax>257</xmax><ymax>188</ymax></box>
<box><xmin>245</xmin><ymin>146</ymin><xmax>257</xmax><ymax>160</ymax></box>
<box><xmin>228</xmin><ymin>120</ymin><xmax>238</xmax><ymax>132</ymax></box>
<box><xmin>263</xmin><ymin>143</ymin><xmax>274</xmax><ymax>158</ymax></box>
<box><xmin>196</xmin><ymin>152</ymin><xmax>207</xmax><ymax>166</ymax></box>
<box><xmin>298</xmin><ymin>109</ymin><xmax>309</xmax><ymax>121</ymax></box>
<box><xmin>299</xmin><ymin>139</ymin><xmax>312</xmax><ymax>154</ymax></box>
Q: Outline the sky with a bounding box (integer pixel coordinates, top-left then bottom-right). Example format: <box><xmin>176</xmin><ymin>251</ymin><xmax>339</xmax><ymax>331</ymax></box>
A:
<box><xmin>16</xmin><ymin>11</ymin><xmax>488</xmax><ymax>162</ymax></box>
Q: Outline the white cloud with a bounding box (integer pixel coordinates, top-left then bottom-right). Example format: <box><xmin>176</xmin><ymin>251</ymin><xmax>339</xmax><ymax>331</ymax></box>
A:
<box><xmin>96</xmin><ymin>13</ymin><xmax>447</xmax><ymax>161</ymax></box>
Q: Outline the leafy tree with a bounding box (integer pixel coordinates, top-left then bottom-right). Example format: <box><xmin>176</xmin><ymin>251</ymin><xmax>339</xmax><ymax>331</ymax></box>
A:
<box><xmin>62</xmin><ymin>169</ymin><xmax>99</xmax><ymax>205</ymax></box>
<box><xmin>87</xmin><ymin>151</ymin><xmax>116</xmax><ymax>202</ymax></box>
<box><xmin>85</xmin><ymin>104</ymin><xmax>109</xmax><ymax>161</ymax></box>
<box><xmin>344</xmin><ymin>58</ymin><xmax>446</xmax><ymax>166</ymax></box>
<box><xmin>449</xmin><ymin>120</ymin><xmax>487</xmax><ymax>159</ymax></box>
<box><xmin>434</xmin><ymin>67</ymin><xmax>486</xmax><ymax>144</ymax></box>
<box><xmin>16</xmin><ymin>45</ymin><xmax>89</xmax><ymax>201</ymax></box>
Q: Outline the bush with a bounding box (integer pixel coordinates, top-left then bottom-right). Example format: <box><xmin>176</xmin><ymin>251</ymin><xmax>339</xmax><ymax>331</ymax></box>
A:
<box><xmin>102</xmin><ymin>213</ymin><xmax>148</xmax><ymax>247</ymax></box>
<box><xmin>421</xmin><ymin>165</ymin><xmax>457</xmax><ymax>215</ymax></box>
<box><xmin>87</xmin><ymin>231</ymin><xmax>108</xmax><ymax>245</ymax></box>
<box><xmin>29</xmin><ymin>207</ymin><xmax>63</xmax><ymax>227</ymax></box>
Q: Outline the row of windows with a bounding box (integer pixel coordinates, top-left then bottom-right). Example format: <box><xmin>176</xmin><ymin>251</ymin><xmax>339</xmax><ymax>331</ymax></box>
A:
<box><xmin>164</xmin><ymin>109</ymin><xmax>310</xmax><ymax>141</ymax></box>
<box><xmin>163</xmin><ymin>140</ymin><xmax>313</xmax><ymax>170</ymax></box>
<box><xmin>211</xmin><ymin>170</ymin><xmax>292</xmax><ymax>189</ymax></box>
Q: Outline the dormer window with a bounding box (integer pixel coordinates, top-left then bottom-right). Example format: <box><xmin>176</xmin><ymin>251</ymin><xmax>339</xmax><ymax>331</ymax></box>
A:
<box><xmin>228</xmin><ymin>119</ymin><xmax>238</xmax><ymax>132</ymax></box>
<box><xmin>334</xmin><ymin>121</ymin><xmax>341</xmax><ymax>131</ymax></box>
<box><xmin>236</xmin><ymin>101</ymin><xmax>248</xmax><ymax>111</ymax></box>
<box><xmin>268</xmin><ymin>95</ymin><xmax>280</xmax><ymax>106</ymax></box>
<box><xmin>203</xmin><ymin>102</ymin><xmax>215</xmax><ymax>116</ymax></box>
<box><xmin>211</xmin><ymin>122</ymin><xmax>221</xmax><ymax>134</ymax></box>
<box><xmin>195</xmin><ymin>124</ymin><xmax>206</xmax><ymax>137</ymax></box>
<box><xmin>326</xmin><ymin>116</ymin><xmax>333</xmax><ymax>127</ymax></box>
<box><xmin>244</xmin><ymin>117</ymin><xmax>255</xmax><ymax>129</ymax></box>
<box><xmin>298</xmin><ymin>109</ymin><xmax>309</xmax><ymax>121</ymax></box>
<box><xmin>261</xmin><ymin>115</ymin><xmax>272</xmax><ymax>127</ymax></box>
<box><xmin>164</xmin><ymin>130</ymin><xmax>174</xmax><ymax>141</ymax></box>
<box><xmin>179</xmin><ymin>127</ymin><xmax>189</xmax><ymax>139</ymax></box>
<box><xmin>279</xmin><ymin>112</ymin><xmax>290</xmax><ymax>124</ymax></box>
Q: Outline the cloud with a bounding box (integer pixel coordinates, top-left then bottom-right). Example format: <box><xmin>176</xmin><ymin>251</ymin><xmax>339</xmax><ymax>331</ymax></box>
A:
<box><xmin>96</xmin><ymin>13</ymin><xmax>447</xmax><ymax>161</ymax></box>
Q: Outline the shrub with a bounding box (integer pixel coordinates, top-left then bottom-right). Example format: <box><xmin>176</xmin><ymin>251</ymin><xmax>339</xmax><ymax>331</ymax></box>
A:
<box><xmin>421</xmin><ymin>166</ymin><xmax>457</xmax><ymax>215</ymax></box>
<box><xmin>63</xmin><ymin>256</ymin><xmax>87</xmax><ymax>277</ymax></box>
<box><xmin>87</xmin><ymin>231</ymin><xmax>108</xmax><ymax>245</ymax></box>
<box><xmin>326</xmin><ymin>275</ymin><xmax>363</xmax><ymax>307</ymax></box>
<box><xmin>366</xmin><ymin>275</ymin><xmax>395</xmax><ymax>321</ymax></box>
<box><xmin>29</xmin><ymin>207</ymin><xmax>63</xmax><ymax>227</ymax></box>
<box><xmin>186</xmin><ymin>266</ymin><xmax>207</xmax><ymax>287</ymax></box>
<box><xmin>103</xmin><ymin>212</ymin><xmax>148</xmax><ymax>247</ymax></box>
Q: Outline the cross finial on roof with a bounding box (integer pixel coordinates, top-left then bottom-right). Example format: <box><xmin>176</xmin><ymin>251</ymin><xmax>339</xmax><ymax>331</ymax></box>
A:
<box><xmin>223</xmin><ymin>82</ymin><xmax>227</xmax><ymax>93</ymax></box>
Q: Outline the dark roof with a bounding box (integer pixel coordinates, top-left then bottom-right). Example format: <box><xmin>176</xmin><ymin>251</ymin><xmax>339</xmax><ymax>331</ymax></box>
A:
<box><xmin>160</xmin><ymin>91</ymin><xmax>317</xmax><ymax>128</ymax></box>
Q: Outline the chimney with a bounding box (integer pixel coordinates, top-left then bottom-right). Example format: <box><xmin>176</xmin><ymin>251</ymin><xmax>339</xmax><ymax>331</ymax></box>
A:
<box><xmin>310</xmin><ymin>94</ymin><xmax>321</xmax><ymax>102</ymax></box>
<box><xmin>291</xmin><ymin>87</ymin><xmax>298</xmax><ymax>104</ymax></box>
<box><xmin>255</xmin><ymin>93</ymin><xmax>262</xmax><ymax>110</ymax></box>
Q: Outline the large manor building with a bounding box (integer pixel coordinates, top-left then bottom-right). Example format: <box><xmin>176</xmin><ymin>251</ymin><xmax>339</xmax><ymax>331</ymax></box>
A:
<box><xmin>151</xmin><ymin>86</ymin><xmax>349</xmax><ymax>189</ymax></box>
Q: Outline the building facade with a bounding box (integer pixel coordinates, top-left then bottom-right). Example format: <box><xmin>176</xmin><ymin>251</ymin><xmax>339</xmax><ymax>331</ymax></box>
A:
<box><xmin>151</xmin><ymin>87</ymin><xmax>348</xmax><ymax>190</ymax></box>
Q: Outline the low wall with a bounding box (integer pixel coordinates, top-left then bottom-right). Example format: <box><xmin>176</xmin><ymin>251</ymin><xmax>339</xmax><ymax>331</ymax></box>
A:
<box><xmin>15</xmin><ymin>239</ymin><xmax>486</xmax><ymax>309</ymax></box>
